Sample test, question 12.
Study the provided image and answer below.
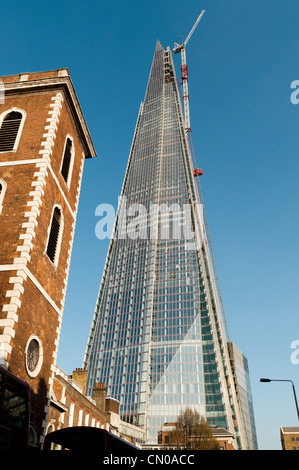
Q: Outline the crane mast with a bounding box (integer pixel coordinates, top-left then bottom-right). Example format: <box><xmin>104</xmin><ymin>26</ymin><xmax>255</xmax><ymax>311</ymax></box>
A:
<box><xmin>173</xmin><ymin>9</ymin><xmax>205</xmax><ymax>133</ymax></box>
<box><xmin>173</xmin><ymin>11</ymin><xmax>243</xmax><ymax>444</ymax></box>
<box><xmin>173</xmin><ymin>8</ymin><xmax>233</xmax><ymax>376</ymax></box>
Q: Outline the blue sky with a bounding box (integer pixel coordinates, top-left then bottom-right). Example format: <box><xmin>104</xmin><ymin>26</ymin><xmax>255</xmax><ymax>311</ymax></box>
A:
<box><xmin>1</xmin><ymin>0</ymin><xmax>299</xmax><ymax>450</ymax></box>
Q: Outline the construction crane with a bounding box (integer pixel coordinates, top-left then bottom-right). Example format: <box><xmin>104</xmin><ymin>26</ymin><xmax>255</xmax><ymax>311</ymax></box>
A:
<box><xmin>173</xmin><ymin>9</ymin><xmax>205</xmax><ymax>134</ymax></box>
<box><xmin>174</xmin><ymin>10</ymin><xmax>232</xmax><ymax>345</ymax></box>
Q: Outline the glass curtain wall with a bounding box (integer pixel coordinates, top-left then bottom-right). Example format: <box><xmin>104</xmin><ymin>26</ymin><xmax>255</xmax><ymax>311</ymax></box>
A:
<box><xmin>84</xmin><ymin>41</ymin><xmax>244</xmax><ymax>447</ymax></box>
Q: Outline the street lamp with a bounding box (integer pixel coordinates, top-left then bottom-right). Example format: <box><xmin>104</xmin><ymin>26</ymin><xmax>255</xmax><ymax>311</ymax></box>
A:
<box><xmin>260</xmin><ymin>378</ymin><xmax>299</xmax><ymax>421</ymax></box>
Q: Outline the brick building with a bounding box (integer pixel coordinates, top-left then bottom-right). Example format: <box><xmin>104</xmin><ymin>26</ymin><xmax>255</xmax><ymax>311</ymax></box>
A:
<box><xmin>280</xmin><ymin>427</ymin><xmax>299</xmax><ymax>450</ymax></box>
<box><xmin>46</xmin><ymin>366</ymin><xmax>145</xmax><ymax>448</ymax></box>
<box><xmin>47</xmin><ymin>367</ymin><xmax>108</xmax><ymax>435</ymax></box>
<box><xmin>0</xmin><ymin>69</ymin><xmax>96</xmax><ymax>448</ymax></box>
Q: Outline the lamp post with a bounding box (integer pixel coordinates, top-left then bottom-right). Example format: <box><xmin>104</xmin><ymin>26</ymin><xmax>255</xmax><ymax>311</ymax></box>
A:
<box><xmin>260</xmin><ymin>378</ymin><xmax>299</xmax><ymax>422</ymax></box>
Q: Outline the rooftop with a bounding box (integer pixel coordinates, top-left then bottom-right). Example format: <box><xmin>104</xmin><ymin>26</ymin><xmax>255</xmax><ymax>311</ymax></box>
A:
<box><xmin>0</xmin><ymin>68</ymin><xmax>96</xmax><ymax>159</ymax></box>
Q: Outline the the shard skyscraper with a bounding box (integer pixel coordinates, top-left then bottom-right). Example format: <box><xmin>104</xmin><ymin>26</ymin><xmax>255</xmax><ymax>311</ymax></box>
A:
<box><xmin>83</xmin><ymin>41</ymin><xmax>250</xmax><ymax>449</ymax></box>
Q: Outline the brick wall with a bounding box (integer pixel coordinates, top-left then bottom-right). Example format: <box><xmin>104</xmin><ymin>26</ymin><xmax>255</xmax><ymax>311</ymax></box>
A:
<box><xmin>47</xmin><ymin>367</ymin><xmax>107</xmax><ymax>432</ymax></box>
<box><xmin>0</xmin><ymin>70</ymin><xmax>96</xmax><ymax>448</ymax></box>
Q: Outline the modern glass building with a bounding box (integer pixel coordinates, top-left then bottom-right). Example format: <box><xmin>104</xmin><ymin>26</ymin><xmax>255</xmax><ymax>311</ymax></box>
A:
<box><xmin>227</xmin><ymin>342</ymin><xmax>258</xmax><ymax>450</ymax></box>
<box><xmin>83</xmin><ymin>41</ymin><xmax>250</xmax><ymax>448</ymax></box>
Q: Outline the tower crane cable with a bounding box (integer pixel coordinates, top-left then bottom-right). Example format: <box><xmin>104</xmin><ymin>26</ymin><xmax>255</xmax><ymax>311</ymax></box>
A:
<box><xmin>190</xmin><ymin>134</ymin><xmax>251</xmax><ymax>449</ymax></box>
<box><xmin>173</xmin><ymin>9</ymin><xmax>230</xmax><ymax>343</ymax></box>
<box><xmin>188</xmin><ymin>132</ymin><xmax>231</xmax><ymax>344</ymax></box>
<box><xmin>174</xmin><ymin>11</ymin><xmax>250</xmax><ymax>449</ymax></box>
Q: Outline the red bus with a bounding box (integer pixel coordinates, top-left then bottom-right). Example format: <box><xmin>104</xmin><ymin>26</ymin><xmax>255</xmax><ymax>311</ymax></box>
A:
<box><xmin>44</xmin><ymin>426</ymin><xmax>140</xmax><ymax>451</ymax></box>
<box><xmin>0</xmin><ymin>365</ymin><xmax>30</xmax><ymax>450</ymax></box>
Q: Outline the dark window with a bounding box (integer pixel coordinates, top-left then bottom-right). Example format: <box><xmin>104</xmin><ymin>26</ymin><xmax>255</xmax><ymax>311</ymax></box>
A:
<box><xmin>2</xmin><ymin>378</ymin><xmax>27</xmax><ymax>429</ymax></box>
<box><xmin>0</xmin><ymin>112</ymin><xmax>22</xmax><ymax>152</ymax></box>
<box><xmin>61</xmin><ymin>138</ymin><xmax>73</xmax><ymax>183</ymax></box>
<box><xmin>46</xmin><ymin>207</ymin><xmax>62</xmax><ymax>263</ymax></box>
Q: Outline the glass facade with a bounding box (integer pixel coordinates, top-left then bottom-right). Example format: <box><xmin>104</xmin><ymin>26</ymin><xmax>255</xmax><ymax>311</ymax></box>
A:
<box><xmin>228</xmin><ymin>342</ymin><xmax>258</xmax><ymax>450</ymax></box>
<box><xmin>84</xmin><ymin>41</ymin><xmax>248</xmax><ymax>447</ymax></box>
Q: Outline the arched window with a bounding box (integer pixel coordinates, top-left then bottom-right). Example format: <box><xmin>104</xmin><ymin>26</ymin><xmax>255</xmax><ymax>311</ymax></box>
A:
<box><xmin>28</xmin><ymin>423</ymin><xmax>39</xmax><ymax>448</ymax></box>
<box><xmin>0</xmin><ymin>179</ymin><xmax>7</xmax><ymax>214</ymax></box>
<box><xmin>46</xmin><ymin>206</ymin><xmax>63</xmax><ymax>265</ymax></box>
<box><xmin>0</xmin><ymin>111</ymin><xmax>23</xmax><ymax>152</ymax></box>
<box><xmin>60</xmin><ymin>136</ymin><xmax>74</xmax><ymax>186</ymax></box>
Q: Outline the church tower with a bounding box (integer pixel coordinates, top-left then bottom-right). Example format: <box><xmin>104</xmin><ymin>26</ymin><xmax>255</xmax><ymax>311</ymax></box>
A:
<box><xmin>0</xmin><ymin>69</ymin><xmax>96</xmax><ymax>447</ymax></box>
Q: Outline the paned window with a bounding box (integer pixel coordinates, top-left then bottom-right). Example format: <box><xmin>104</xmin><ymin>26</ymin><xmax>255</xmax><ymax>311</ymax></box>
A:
<box><xmin>69</xmin><ymin>401</ymin><xmax>75</xmax><ymax>427</ymax></box>
<box><xmin>0</xmin><ymin>111</ymin><xmax>23</xmax><ymax>152</ymax></box>
<box><xmin>78</xmin><ymin>407</ymin><xmax>83</xmax><ymax>426</ymax></box>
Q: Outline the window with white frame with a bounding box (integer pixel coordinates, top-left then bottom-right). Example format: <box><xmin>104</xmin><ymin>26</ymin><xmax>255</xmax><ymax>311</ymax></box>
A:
<box><xmin>46</xmin><ymin>206</ymin><xmax>63</xmax><ymax>266</ymax></box>
<box><xmin>0</xmin><ymin>179</ymin><xmax>7</xmax><ymax>214</ymax></box>
<box><xmin>61</xmin><ymin>389</ymin><xmax>66</xmax><ymax>424</ymax></box>
<box><xmin>0</xmin><ymin>109</ymin><xmax>26</xmax><ymax>152</ymax></box>
<box><xmin>25</xmin><ymin>335</ymin><xmax>44</xmax><ymax>378</ymax></box>
<box><xmin>78</xmin><ymin>407</ymin><xmax>83</xmax><ymax>426</ymax></box>
<box><xmin>69</xmin><ymin>400</ymin><xmax>75</xmax><ymax>427</ymax></box>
